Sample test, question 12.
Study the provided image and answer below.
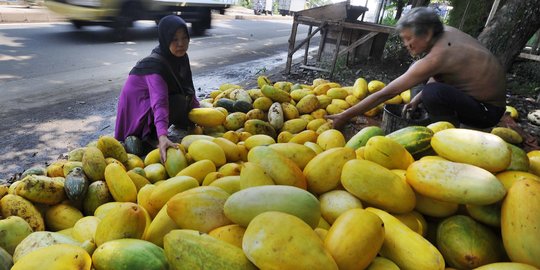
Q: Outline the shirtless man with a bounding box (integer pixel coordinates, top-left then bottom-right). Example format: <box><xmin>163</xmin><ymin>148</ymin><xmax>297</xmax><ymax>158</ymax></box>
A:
<box><xmin>327</xmin><ymin>7</ymin><xmax>507</xmax><ymax>129</ymax></box>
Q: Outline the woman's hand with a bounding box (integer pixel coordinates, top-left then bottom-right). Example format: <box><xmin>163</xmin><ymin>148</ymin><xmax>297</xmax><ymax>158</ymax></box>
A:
<box><xmin>325</xmin><ymin>113</ymin><xmax>349</xmax><ymax>130</ymax></box>
<box><xmin>158</xmin><ymin>135</ymin><xmax>178</xmax><ymax>163</ymax></box>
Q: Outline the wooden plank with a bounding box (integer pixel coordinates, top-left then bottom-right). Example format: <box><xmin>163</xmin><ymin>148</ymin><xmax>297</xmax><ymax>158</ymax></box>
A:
<box><xmin>296</xmin><ymin>16</ymin><xmax>395</xmax><ymax>34</ymax></box>
<box><xmin>369</xmin><ymin>32</ymin><xmax>390</xmax><ymax>60</ymax></box>
<box><xmin>296</xmin><ymin>1</ymin><xmax>367</xmax><ymax>21</ymax></box>
<box><xmin>519</xmin><ymin>53</ymin><xmax>540</xmax><ymax>61</ymax></box>
<box><xmin>296</xmin><ymin>16</ymin><xmax>341</xmax><ymax>27</ymax></box>
<box><xmin>532</xmin><ymin>29</ymin><xmax>540</xmax><ymax>55</ymax></box>
<box><xmin>355</xmin><ymin>33</ymin><xmax>374</xmax><ymax>60</ymax></box>
<box><xmin>330</xmin><ymin>26</ymin><xmax>344</xmax><ymax>78</ymax></box>
<box><xmin>299</xmin><ymin>65</ymin><xmax>330</xmax><ymax>72</ymax></box>
<box><xmin>303</xmin><ymin>25</ymin><xmax>313</xmax><ymax>65</ymax></box>
<box><xmin>296</xmin><ymin>1</ymin><xmax>348</xmax><ymax>21</ymax></box>
<box><xmin>285</xmin><ymin>21</ymin><xmax>299</xmax><ymax>74</ymax></box>
<box><xmin>346</xmin><ymin>28</ymin><xmax>353</xmax><ymax>66</ymax></box>
<box><xmin>338</xmin><ymin>31</ymin><xmax>378</xmax><ymax>56</ymax></box>
<box><xmin>289</xmin><ymin>22</ymin><xmax>326</xmax><ymax>56</ymax></box>
<box><xmin>342</xmin><ymin>21</ymin><xmax>395</xmax><ymax>34</ymax></box>
<box><xmin>317</xmin><ymin>28</ymin><xmax>328</xmax><ymax>62</ymax></box>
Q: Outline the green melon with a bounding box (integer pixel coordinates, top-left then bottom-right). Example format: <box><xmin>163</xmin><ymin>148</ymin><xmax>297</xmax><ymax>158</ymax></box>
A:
<box><xmin>124</xmin><ymin>136</ymin><xmax>146</xmax><ymax>157</ymax></box>
<box><xmin>92</xmin><ymin>239</ymin><xmax>168</xmax><ymax>270</ymax></box>
<box><xmin>215</xmin><ymin>98</ymin><xmax>235</xmax><ymax>112</ymax></box>
<box><xmin>20</xmin><ymin>166</ymin><xmax>47</xmax><ymax>179</ymax></box>
<box><xmin>233</xmin><ymin>100</ymin><xmax>253</xmax><ymax>113</ymax></box>
<box><xmin>466</xmin><ymin>202</ymin><xmax>501</xmax><ymax>227</ymax></box>
<box><xmin>0</xmin><ymin>247</ymin><xmax>12</xmax><ymax>270</ymax></box>
<box><xmin>386</xmin><ymin>125</ymin><xmax>434</xmax><ymax>155</ymax></box>
<box><xmin>164</xmin><ymin>229</ymin><xmax>256</xmax><ymax>270</ymax></box>
<box><xmin>164</xmin><ymin>147</ymin><xmax>188</xmax><ymax>178</ymax></box>
<box><xmin>506</xmin><ymin>143</ymin><xmax>530</xmax><ymax>172</ymax></box>
<box><xmin>223</xmin><ymin>185</ymin><xmax>321</xmax><ymax>228</ymax></box>
<box><xmin>345</xmin><ymin>126</ymin><xmax>385</xmax><ymax>150</ymax></box>
<box><xmin>82</xmin><ymin>181</ymin><xmax>113</xmax><ymax>216</ymax></box>
<box><xmin>436</xmin><ymin>215</ymin><xmax>504</xmax><ymax>269</ymax></box>
<box><xmin>244</xmin><ymin>119</ymin><xmax>276</xmax><ymax>138</ymax></box>
<box><xmin>64</xmin><ymin>167</ymin><xmax>89</xmax><ymax>202</ymax></box>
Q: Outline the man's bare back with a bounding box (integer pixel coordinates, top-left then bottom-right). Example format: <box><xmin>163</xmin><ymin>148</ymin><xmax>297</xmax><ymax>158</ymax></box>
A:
<box><xmin>427</xmin><ymin>26</ymin><xmax>506</xmax><ymax>107</ymax></box>
<box><xmin>326</xmin><ymin>8</ymin><xmax>508</xmax><ymax>130</ymax></box>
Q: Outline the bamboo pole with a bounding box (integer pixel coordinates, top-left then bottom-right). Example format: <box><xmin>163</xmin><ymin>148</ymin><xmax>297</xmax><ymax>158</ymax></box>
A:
<box><xmin>485</xmin><ymin>0</ymin><xmax>501</xmax><ymax>27</ymax></box>
<box><xmin>458</xmin><ymin>0</ymin><xmax>471</xmax><ymax>30</ymax></box>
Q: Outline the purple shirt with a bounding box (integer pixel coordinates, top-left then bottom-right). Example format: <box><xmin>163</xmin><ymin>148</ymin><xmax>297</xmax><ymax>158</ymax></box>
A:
<box><xmin>114</xmin><ymin>74</ymin><xmax>199</xmax><ymax>141</ymax></box>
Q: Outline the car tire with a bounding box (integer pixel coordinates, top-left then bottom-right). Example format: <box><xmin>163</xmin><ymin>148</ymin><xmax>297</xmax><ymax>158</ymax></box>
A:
<box><xmin>113</xmin><ymin>1</ymin><xmax>141</xmax><ymax>41</ymax></box>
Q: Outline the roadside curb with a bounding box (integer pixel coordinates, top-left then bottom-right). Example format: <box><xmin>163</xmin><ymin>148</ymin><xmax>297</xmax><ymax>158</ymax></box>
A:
<box><xmin>216</xmin><ymin>14</ymin><xmax>292</xmax><ymax>21</ymax></box>
<box><xmin>0</xmin><ymin>5</ymin><xmax>292</xmax><ymax>24</ymax></box>
<box><xmin>0</xmin><ymin>5</ymin><xmax>63</xmax><ymax>23</ymax></box>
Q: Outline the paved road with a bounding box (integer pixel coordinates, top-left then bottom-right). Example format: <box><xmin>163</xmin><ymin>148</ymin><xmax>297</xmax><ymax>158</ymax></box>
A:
<box><xmin>0</xmin><ymin>19</ymin><xmax>316</xmax><ymax>179</ymax></box>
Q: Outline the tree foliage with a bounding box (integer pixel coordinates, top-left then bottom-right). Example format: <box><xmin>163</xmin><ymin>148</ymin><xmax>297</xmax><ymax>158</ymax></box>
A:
<box><xmin>305</xmin><ymin>0</ymin><xmax>332</xmax><ymax>8</ymax></box>
<box><xmin>447</xmin><ymin>0</ymin><xmax>494</xmax><ymax>37</ymax></box>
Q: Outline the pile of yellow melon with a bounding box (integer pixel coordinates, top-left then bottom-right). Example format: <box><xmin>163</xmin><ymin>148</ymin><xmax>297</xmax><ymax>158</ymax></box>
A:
<box><xmin>189</xmin><ymin>76</ymin><xmax>409</xmax><ymax>141</ymax></box>
<box><xmin>0</xmin><ymin>77</ymin><xmax>539</xmax><ymax>270</ymax></box>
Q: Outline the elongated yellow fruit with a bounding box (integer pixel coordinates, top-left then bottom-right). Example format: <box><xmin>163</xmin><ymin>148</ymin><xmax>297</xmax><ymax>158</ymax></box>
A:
<box><xmin>94</xmin><ymin>202</ymin><xmax>147</xmax><ymax>246</ymax></box>
<box><xmin>501</xmin><ymin>179</ymin><xmax>540</xmax><ymax>268</ymax></box>
<box><xmin>12</xmin><ymin>244</ymin><xmax>91</xmax><ymax>270</ymax></box>
<box><xmin>431</xmin><ymin>128</ymin><xmax>511</xmax><ymax>172</ymax></box>
<box><xmin>164</xmin><ymin>229</ymin><xmax>256</xmax><ymax>270</ymax></box>
<box><xmin>366</xmin><ymin>207</ymin><xmax>445</xmax><ymax>270</ymax></box>
<box><xmin>342</xmin><ymin>159</ymin><xmax>416</xmax><ymax>214</ymax></box>
<box><xmin>104</xmin><ymin>163</ymin><xmax>137</xmax><ymax>202</ymax></box>
<box><xmin>15</xmin><ymin>175</ymin><xmax>65</xmax><ymax>205</ymax></box>
<box><xmin>188</xmin><ymin>108</ymin><xmax>226</xmax><ymax>127</ymax></box>
<box><xmin>248</xmin><ymin>146</ymin><xmax>307</xmax><ymax>189</ymax></box>
<box><xmin>0</xmin><ymin>194</ymin><xmax>45</xmax><ymax>231</ymax></box>
<box><xmin>324</xmin><ymin>209</ymin><xmax>384</xmax><ymax>270</ymax></box>
<box><xmin>407</xmin><ymin>159</ymin><xmax>506</xmax><ymax>205</ymax></box>
<box><xmin>144</xmin><ymin>205</ymin><xmax>179</xmax><ymax>247</ymax></box>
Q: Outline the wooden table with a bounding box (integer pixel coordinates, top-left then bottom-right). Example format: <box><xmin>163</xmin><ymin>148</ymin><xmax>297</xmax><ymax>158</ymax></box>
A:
<box><xmin>285</xmin><ymin>2</ymin><xmax>395</xmax><ymax>78</ymax></box>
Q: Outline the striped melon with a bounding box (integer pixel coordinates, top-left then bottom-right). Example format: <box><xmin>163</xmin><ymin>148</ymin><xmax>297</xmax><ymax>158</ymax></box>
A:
<box><xmin>386</xmin><ymin>126</ymin><xmax>434</xmax><ymax>155</ymax></box>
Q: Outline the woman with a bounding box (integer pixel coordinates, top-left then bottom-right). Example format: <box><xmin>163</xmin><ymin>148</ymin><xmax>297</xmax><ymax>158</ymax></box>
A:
<box><xmin>114</xmin><ymin>15</ymin><xmax>199</xmax><ymax>161</ymax></box>
<box><xmin>327</xmin><ymin>7</ymin><xmax>506</xmax><ymax>130</ymax></box>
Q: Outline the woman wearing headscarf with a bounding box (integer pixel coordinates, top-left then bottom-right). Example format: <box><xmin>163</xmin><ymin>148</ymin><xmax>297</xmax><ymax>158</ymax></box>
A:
<box><xmin>115</xmin><ymin>15</ymin><xmax>199</xmax><ymax>161</ymax></box>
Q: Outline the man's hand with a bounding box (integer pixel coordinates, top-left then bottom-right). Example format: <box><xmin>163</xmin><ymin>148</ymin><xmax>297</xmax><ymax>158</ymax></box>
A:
<box><xmin>325</xmin><ymin>113</ymin><xmax>349</xmax><ymax>130</ymax></box>
<box><xmin>402</xmin><ymin>90</ymin><xmax>423</xmax><ymax>118</ymax></box>
<box><xmin>158</xmin><ymin>135</ymin><xmax>178</xmax><ymax>163</ymax></box>
<box><xmin>401</xmin><ymin>103</ymin><xmax>416</xmax><ymax>118</ymax></box>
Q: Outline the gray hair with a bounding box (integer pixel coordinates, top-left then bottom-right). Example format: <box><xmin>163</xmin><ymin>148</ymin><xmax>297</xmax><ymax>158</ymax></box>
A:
<box><xmin>396</xmin><ymin>7</ymin><xmax>444</xmax><ymax>37</ymax></box>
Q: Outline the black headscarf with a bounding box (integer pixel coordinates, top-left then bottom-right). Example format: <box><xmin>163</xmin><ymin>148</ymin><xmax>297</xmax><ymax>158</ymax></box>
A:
<box><xmin>130</xmin><ymin>15</ymin><xmax>195</xmax><ymax>96</ymax></box>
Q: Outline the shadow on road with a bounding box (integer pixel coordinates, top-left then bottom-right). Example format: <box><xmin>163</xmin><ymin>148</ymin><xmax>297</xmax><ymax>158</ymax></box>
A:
<box><xmin>0</xmin><ymin>90</ymin><xmax>118</xmax><ymax>181</ymax></box>
<box><xmin>0</xmin><ymin>18</ymin><xmax>301</xmax><ymax>180</ymax></box>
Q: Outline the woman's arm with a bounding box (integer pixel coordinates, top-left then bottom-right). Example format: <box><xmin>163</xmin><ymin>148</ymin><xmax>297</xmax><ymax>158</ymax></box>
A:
<box><xmin>146</xmin><ymin>74</ymin><xmax>178</xmax><ymax>162</ymax></box>
<box><xmin>146</xmin><ymin>74</ymin><xmax>170</xmax><ymax>137</ymax></box>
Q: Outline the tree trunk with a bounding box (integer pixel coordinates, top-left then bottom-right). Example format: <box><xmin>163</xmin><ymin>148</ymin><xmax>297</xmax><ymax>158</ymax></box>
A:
<box><xmin>395</xmin><ymin>0</ymin><xmax>405</xmax><ymax>20</ymax></box>
<box><xmin>478</xmin><ymin>0</ymin><xmax>540</xmax><ymax>71</ymax></box>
